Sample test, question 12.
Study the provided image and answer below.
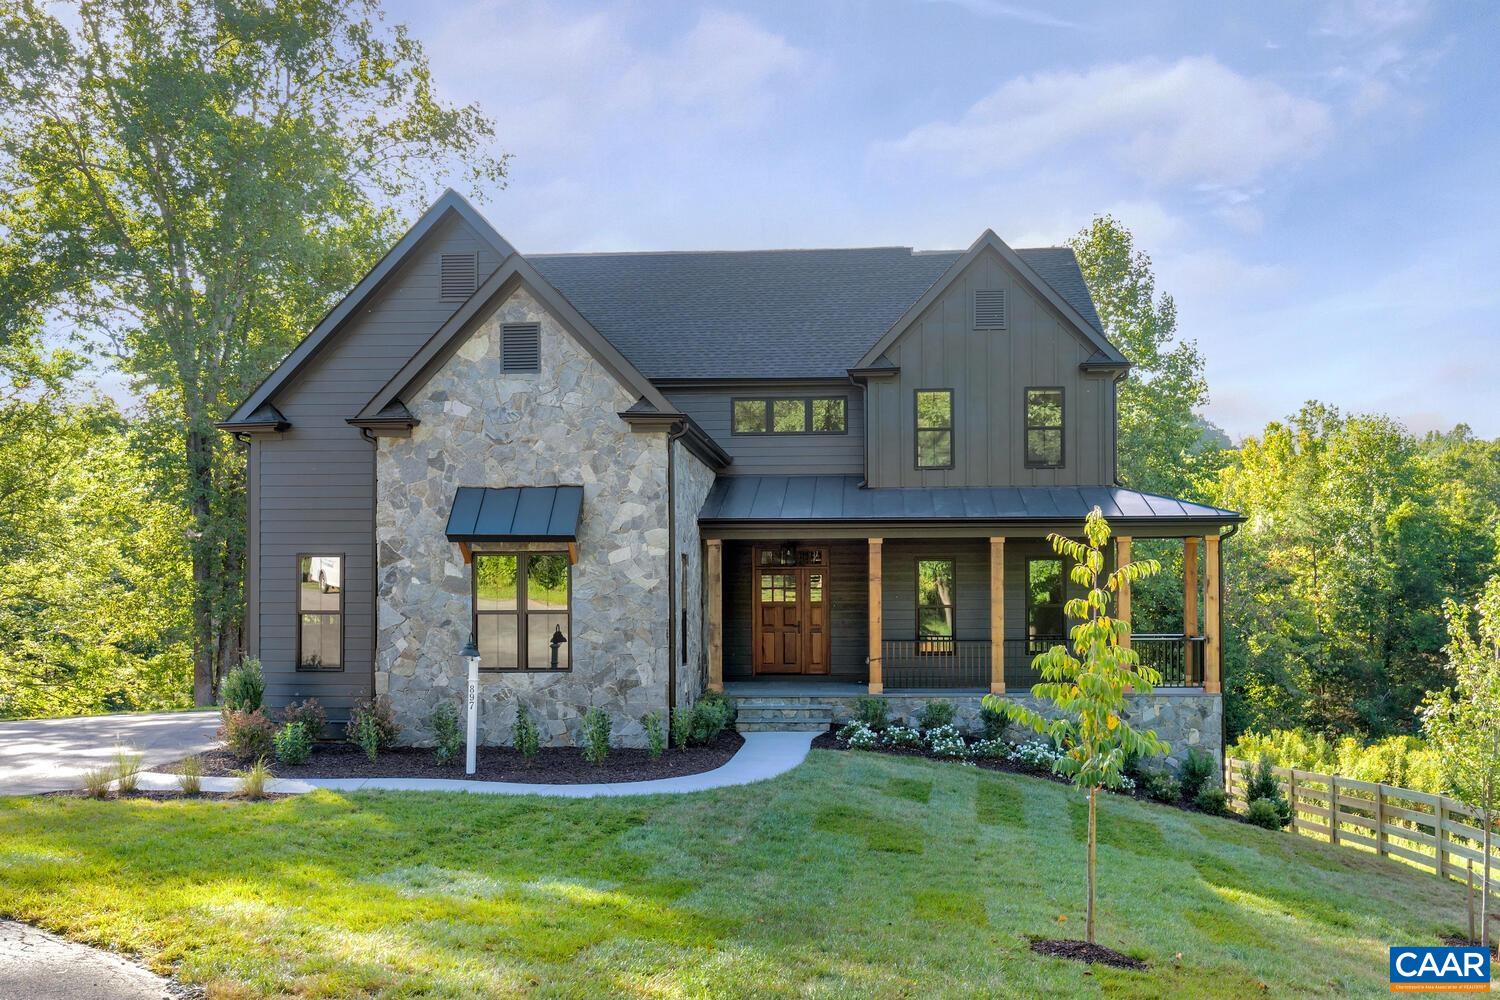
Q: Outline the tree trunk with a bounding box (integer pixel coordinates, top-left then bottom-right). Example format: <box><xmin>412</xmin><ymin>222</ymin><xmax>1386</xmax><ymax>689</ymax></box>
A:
<box><xmin>1087</xmin><ymin>785</ymin><xmax>1097</xmax><ymax>946</ymax></box>
<box><xmin>188</xmin><ymin>426</ymin><xmax>216</xmax><ymax>706</ymax></box>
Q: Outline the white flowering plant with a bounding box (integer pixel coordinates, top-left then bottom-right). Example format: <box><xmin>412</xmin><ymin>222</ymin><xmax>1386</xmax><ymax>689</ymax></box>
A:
<box><xmin>838</xmin><ymin>720</ymin><xmax>880</xmax><ymax>750</ymax></box>
<box><xmin>882</xmin><ymin>725</ymin><xmax>924</xmax><ymax>749</ymax></box>
<box><xmin>925</xmin><ymin>724</ymin><xmax>971</xmax><ymax>759</ymax></box>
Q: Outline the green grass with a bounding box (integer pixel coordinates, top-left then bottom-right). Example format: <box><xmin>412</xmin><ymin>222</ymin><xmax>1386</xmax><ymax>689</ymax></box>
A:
<box><xmin>0</xmin><ymin>750</ymin><xmax>1475</xmax><ymax>997</ymax></box>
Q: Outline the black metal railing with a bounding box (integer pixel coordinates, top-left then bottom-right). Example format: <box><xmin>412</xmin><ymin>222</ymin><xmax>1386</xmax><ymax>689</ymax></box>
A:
<box><xmin>881</xmin><ymin>639</ymin><xmax>991</xmax><ymax>690</ymax></box>
<box><xmin>1002</xmin><ymin>636</ymin><xmax>1064</xmax><ymax>689</ymax></box>
<box><xmin>1133</xmin><ymin>634</ymin><xmax>1205</xmax><ymax>687</ymax></box>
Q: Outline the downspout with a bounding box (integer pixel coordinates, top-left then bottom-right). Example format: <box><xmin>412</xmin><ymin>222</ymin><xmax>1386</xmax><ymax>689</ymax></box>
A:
<box><xmin>846</xmin><ymin>371</ymin><xmax>869</xmax><ymax>488</ymax></box>
<box><xmin>665</xmin><ymin>418</ymin><xmax>689</xmax><ymax>717</ymax></box>
<box><xmin>361</xmin><ymin>427</ymin><xmax>380</xmax><ymax>703</ymax></box>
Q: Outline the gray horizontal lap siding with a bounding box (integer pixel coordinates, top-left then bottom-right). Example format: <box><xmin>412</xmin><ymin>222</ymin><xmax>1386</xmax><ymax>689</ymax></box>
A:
<box><xmin>665</xmin><ymin>388</ymin><xmax>865</xmax><ymax>477</ymax></box>
<box><xmin>254</xmin><ymin>214</ymin><xmax>503</xmax><ymax>720</ymax></box>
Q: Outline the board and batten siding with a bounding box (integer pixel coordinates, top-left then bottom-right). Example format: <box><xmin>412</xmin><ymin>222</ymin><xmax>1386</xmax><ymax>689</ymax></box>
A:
<box><xmin>251</xmin><ymin>213</ymin><xmax>503</xmax><ymax>720</ymax></box>
<box><xmin>664</xmin><ymin>387</ymin><xmax>865</xmax><ymax>477</ymax></box>
<box><xmin>722</xmin><ymin>540</ymin><xmax>867</xmax><ymax>681</ymax></box>
<box><xmin>864</xmin><ymin>246</ymin><xmax>1117</xmax><ymax>488</ymax></box>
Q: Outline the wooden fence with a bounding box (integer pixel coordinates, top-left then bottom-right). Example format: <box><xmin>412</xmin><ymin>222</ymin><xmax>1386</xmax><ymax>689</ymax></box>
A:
<box><xmin>1225</xmin><ymin>757</ymin><xmax>1498</xmax><ymax>891</ymax></box>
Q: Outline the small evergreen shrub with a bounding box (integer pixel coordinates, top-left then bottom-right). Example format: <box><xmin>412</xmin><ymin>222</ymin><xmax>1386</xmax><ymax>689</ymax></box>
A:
<box><xmin>1179</xmin><ymin>748</ymin><xmax>1215</xmax><ymax>799</ymax></box>
<box><xmin>1142</xmin><ymin>770</ymin><xmax>1182</xmax><ymax>803</ymax></box>
<box><xmin>113</xmin><ymin>748</ymin><xmax>142</xmax><ymax>794</ymax></box>
<box><xmin>581</xmin><ymin>708</ymin><xmax>611</xmax><ymax>765</ymax></box>
<box><xmin>917</xmin><ymin>700</ymin><xmax>957</xmax><ymax>731</ymax></box>
<box><xmin>352</xmin><ymin>715</ymin><xmax>381</xmax><ymax>762</ymax></box>
<box><xmin>281</xmin><ymin>698</ymin><xmax>327</xmax><ymax>737</ymax></box>
<box><xmin>852</xmin><ymin>695</ymin><xmax>889</xmax><ymax>730</ymax></box>
<box><xmin>177</xmin><ymin>757</ymin><xmax>203</xmax><ymax>796</ymax></box>
<box><xmin>346</xmin><ymin>697</ymin><xmax>399</xmax><ymax>762</ymax></box>
<box><xmin>643</xmin><ymin>712</ymin><xmax>666</xmax><ymax>760</ymax></box>
<box><xmin>81</xmin><ymin>765</ymin><xmax>114</xmax><ymax>799</ymax></box>
<box><xmin>273</xmin><ymin>721</ymin><xmax>313</xmax><ymax>766</ymax></box>
<box><xmin>513</xmin><ymin>704</ymin><xmax>541</xmax><ymax>760</ymax></box>
<box><xmin>670</xmin><ymin>706</ymin><xmax>692</xmax><ymax>751</ymax></box>
<box><xmin>220</xmin><ymin>709</ymin><xmax>276</xmax><ymax>760</ymax></box>
<box><xmin>1246</xmin><ymin>796</ymin><xmax>1285</xmax><ymax>830</ymax></box>
<box><xmin>1246</xmin><ymin>754</ymin><xmax>1292</xmax><ymax>827</ymax></box>
<box><xmin>1194</xmin><ymin>782</ymin><xmax>1228</xmax><ymax>816</ymax></box>
<box><xmin>220</xmin><ymin>658</ymin><xmax>265</xmax><ymax>713</ymax></box>
<box><xmin>979</xmin><ymin>703</ymin><xmax>1007</xmax><ymax>740</ymax></box>
<box><xmin>236</xmin><ymin>758</ymin><xmax>273</xmax><ymax>800</ymax></box>
<box><xmin>689</xmin><ymin>692</ymin><xmax>735</xmax><ymax>745</ymax></box>
<box><xmin>430</xmin><ymin>702</ymin><xmax>462</xmax><ymax>766</ymax></box>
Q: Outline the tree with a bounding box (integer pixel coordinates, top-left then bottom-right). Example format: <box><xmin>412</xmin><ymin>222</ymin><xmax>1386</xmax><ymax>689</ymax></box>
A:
<box><xmin>1069</xmin><ymin>215</ymin><xmax>1214</xmax><ymax>499</ymax></box>
<box><xmin>1421</xmin><ymin>577</ymin><xmax>1500</xmax><ymax>946</ymax></box>
<box><xmin>983</xmin><ymin>507</ymin><xmax>1169</xmax><ymax>946</ymax></box>
<box><xmin>0</xmin><ymin>0</ymin><xmax>508</xmax><ymax>704</ymax></box>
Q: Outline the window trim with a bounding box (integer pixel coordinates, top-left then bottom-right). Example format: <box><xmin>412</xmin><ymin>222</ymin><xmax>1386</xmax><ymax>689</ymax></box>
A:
<box><xmin>729</xmin><ymin>396</ymin><xmax>848</xmax><ymax>436</ymax></box>
<box><xmin>295</xmin><ymin>553</ymin><xmax>346</xmax><ymax>672</ymax></box>
<box><xmin>1024</xmin><ymin>555</ymin><xmax>1067</xmax><ymax>651</ymax></box>
<box><xmin>1024</xmin><ymin>386</ymin><xmax>1066</xmax><ymax>469</ymax></box>
<box><xmin>915</xmin><ymin>556</ymin><xmax>958</xmax><ymax>647</ymax></box>
<box><xmin>914</xmin><ymin>388</ymin><xmax>955</xmax><ymax>471</ymax></box>
<box><xmin>471</xmin><ymin>551</ymin><xmax>573</xmax><ymax>672</ymax></box>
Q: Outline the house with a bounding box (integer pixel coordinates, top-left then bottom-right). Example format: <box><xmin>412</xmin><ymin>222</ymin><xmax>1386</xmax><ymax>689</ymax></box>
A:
<box><xmin>219</xmin><ymin>190</ymin><xmax>1239</xmax><ymax>765</ymax></box>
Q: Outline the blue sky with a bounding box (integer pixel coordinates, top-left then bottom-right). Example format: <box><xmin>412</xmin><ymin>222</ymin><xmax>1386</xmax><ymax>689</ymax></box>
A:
<box><xmin>390</xmin><ymin>0</ymin><xmax>1498</xmax><ymax>440</ymax></box>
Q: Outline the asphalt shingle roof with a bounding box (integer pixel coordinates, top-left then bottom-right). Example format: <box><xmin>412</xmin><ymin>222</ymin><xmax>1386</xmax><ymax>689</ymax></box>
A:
<box><xmin>528</xmin><ymin>245</ymin><xmax>1105</xmax><ymax>380</ymax></box>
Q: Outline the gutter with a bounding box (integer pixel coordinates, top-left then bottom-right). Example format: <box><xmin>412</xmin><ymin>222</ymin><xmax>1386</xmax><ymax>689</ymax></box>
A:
<box><xmin>665</xmin><ymin>418</ymin><xmax>690</xmax><ymax>718</ymax></box>
<box><xmin>361</xmin><ymin>426</ymin><xmax>380</xmax><ymax>703</ymax></box>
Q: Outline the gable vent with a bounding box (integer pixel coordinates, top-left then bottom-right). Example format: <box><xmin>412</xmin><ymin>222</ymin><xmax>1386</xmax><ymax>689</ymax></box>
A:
<box><xmin>973</xmin><ymin>289</ymin><xmax>1008</xmax><ymax>330</ymax></box>
<box><xmin>440</xmin><ymin>252</ymin><xmax>477</xmax><ymax>300</ymax></box>
<box><xmin>501</xmin><ymin>323</ymin><xmax>541</xmax><ymax>373</ymax></box>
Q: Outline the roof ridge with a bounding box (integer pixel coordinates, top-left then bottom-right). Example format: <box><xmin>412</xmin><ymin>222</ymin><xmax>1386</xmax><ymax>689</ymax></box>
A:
<box><xmin>529</xmin><ymin>245</ymin><xmax>1066</xmax><ymax>258</ymax></box>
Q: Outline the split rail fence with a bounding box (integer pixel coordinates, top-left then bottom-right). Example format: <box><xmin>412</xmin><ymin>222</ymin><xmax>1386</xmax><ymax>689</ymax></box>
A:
<box><xmin>1225</xmin><ymin>757</ymin><xmax>1497</xmax><ymax>892</ymax></box>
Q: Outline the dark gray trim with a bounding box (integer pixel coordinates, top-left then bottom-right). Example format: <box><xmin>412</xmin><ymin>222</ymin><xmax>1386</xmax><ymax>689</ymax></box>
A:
<box><xmin>295</xmin><ymin>553</ymin><xmax>346</xmax><ymax>672</ymax></box>
<box><xmin>215</xmin><ymin>401</ymin><xmax>289</xmax><ymax>434</ymax></box>
<box><xmin>702</xmin><ymin>521</ymin><xmax>1240</xmax><ymax>540</ymax></box>
<box><xmin>914</xmin><ymin>388</ymin><xmax>955</xmax><ymax>471</ymax></box>
<box><xmin>1023</xmin><ymin>386</ymin><xmax>1065</xmax><ymax>470</ymax></box>
<box><xmin>729</xmin><ymin>396</ymin><xmax>848</xmax><ymax>436</ymax></box>
<box><xmin>245</xmin><ymin>439</ymin><xmax>259</xmax><ymax>658</ymax></box>
<box><xmin>846</xmin><ymin>365</ymin><xmax>900</xmax><ymax>381</ymax></box>
<box><xmin>471</xmin><ymin>551</ymin><xmax>573</xmax><ymax>672</ymax></box>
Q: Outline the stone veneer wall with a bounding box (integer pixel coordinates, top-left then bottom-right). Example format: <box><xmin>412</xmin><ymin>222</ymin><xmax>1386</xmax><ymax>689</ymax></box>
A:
<box><xmin>672</xmin><ymin>442</ymin><xmax>716</xmax><ymax>709</ymax></box>
<box><xmin>374</xmin><ymin>285</ymin><xmax>671</xmax><ymax>748</ymax></box>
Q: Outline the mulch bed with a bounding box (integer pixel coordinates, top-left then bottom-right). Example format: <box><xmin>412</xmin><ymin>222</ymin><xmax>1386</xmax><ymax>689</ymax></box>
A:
<box><xmin>175</xmin><ymin>730</ymin><xmax>744</xmax><ymax>785</ymax></box>
<box><xmin>1030</xmin><ymin>938</ymin><xmax>1148</xmax><ymax>970</ymax></box>
<box><xmin>1442</xmin><ymin>935</ymin><xmax>1500</xmax><ymax>957</ymax></box>
<box><xmin>42</xmin><ymin>789</ymin><xmax>293</xmax><ymax>801</ymax></box>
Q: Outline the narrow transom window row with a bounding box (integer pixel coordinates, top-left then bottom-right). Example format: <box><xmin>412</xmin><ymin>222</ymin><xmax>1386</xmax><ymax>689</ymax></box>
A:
<box><xmin>1025</xmin><ymin>387</ymin><xmax>1064</xmax><ymax>468</ymax></box>
<box><xmin>731</xmin><ymin>397</ymin><xmax>847</xmax><ymax>434</ymax></box>
<box><xmin>501</xmin><ymin>323</ymin><xmax>541</xmax><ymax>373</ymax></box>
<box><xmin>297</xmin><ymin>555</ymin><xmax>343</xmax><ymax>670</ymax></box>
<box><xmin>473</xmin><ymin>552</ymin><xmax>571</xmax><ymax>671</ymax></box>
<box><xmin>915</xmin><ymin>389</ymin><xmax>953</xmax><ymax>469</ymax></box>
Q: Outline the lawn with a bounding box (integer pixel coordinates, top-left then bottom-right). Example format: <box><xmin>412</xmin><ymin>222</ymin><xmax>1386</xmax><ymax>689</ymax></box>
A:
<box><xmin>0</xmin><ymin>750</ymin><xmax>1473</xmax><ymax>997</ymax></box>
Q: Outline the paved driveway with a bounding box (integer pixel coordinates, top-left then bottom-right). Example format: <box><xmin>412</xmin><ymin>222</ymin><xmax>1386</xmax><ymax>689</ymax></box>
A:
<box><xmin>0</xmin><ymin>711</ymin><xmax>221</xmax><ymax>796</ymax></box>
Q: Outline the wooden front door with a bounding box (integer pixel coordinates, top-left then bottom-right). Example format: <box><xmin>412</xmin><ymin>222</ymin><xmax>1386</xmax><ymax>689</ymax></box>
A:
<box><xmin>752</xmin><ymin>545</ymin><xmax>831</xmax><ymax>675</ymax></box>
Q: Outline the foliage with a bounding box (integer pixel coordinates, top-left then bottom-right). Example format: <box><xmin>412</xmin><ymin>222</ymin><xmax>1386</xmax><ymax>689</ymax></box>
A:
<box><xmin>1229</xmin><ymin>728</ymin><xmax>1447</xmax><ymax>793</ymax></box>
<box><xmin>273</xmin><ymin>722</ymin><xmax>313</xmax><ymax>767</ymax></box>
<box><xmin>177</xmin><ymin>757</ymin><xmax>202</xmax><ymax>796</ymax></box>
<box><xmin>1245</xmin><ymin>755</ymin><xmax>1291</xmax><ymax>828</ymax></box>
<box><xmin>512</xmin><ymin>705</ymin><xmax>540</xmax><ymax>760</ymax></box>
<box><xmin>916</xmin><ymin>700</ymin><xmax>956</xmax><ymax>731</ymax></box>
<box><xmin>345</xmin><ymin>698</ymin><xmax>398</xmax><ymax>762</ymax></box>
<box><xmin>688</xmin><ymin>692</ymin><xmax>735</xmax><ymax>745</ymax></box>
<box><xmin>924</xmin><ymin>725</ymin><xmax>970</xmax><ymax>759</ymax></box>
<box><xmin>1142</xmin><ymin>770</ymin><xmax>1181</xmax><ymax>804</ymax></box>
<box><xmin>642</xmin><ymin>712</ymin><xmax>665</xmax><ymax>760</ymax></box>
<box><xmin>220</xmin><ymin>659</ymin><xmax>265</xmax><ymax>713</ymax></box>
<box><xmin>1245</xmin><ymin>797</ymin><xmax>1285</xmax><ymax>830</ymax></box>
<box><xmin>112</xmin><ymin>748</ymin><xmax>142</xmax><ymax>794</ymax></box>
<box><xmin>852</xmin><ymin>695</ymin><xmax>890</xmax><ymax>730</ymax></box>
<box><xmin>219</xmin><ymin>708</ymin><xmax>275</xmax><ymax>760</ymax></box>
<box><xmin>979</xmin><ymin>703</ymin><xmax>1007</xmax><ymax>740</ymax></box>
<box><xmin>1179</xmin><ymin>749</ymin><xmax>1215</xmax><ymax>801</ymax></box>
<box><xmin>983</xmin><ymin>506</ymin><xmax>1168</xmax><ymax>944</ymax></box>
<box><xmin>280</xmin><ymin>699</ymin><xmax>326</xmax><ymax>738</ymax></box>
<box><xmin>580</xmin><ymin>708</ymin><xmax>611</xmax><ymax>765</ymax></box>
<box><xmin>80</xmin><ymin>765</ymin><xmax>114</xmax><ymax>799</ymax></box>
<box><xmin>669</xmin><ymin>706</ymin><xmax>691</xmax><ymax>752</ymax></box>
<box><xmin>430</xmin><ymin>703</ymin><xmax>462</xmax><ymax>766</ymax></box>
<box><xmin>1194</xmin><ymin>783</ymin><xmax>1229</xmax><ymax>816</ymax></box>
<box><xmin>837</xmin><ymin>721</ymin><xmax>879</xmax><ymax>751</ymax></box>
<box><xmin>235</xmin><ymin>759</ymin><xmax>272</xmax><ymax>800</ymax></box>
<box><xmin>882</xmin><ymin>725</ymin><xmax>924</xmax><ymax>749</ymax></box>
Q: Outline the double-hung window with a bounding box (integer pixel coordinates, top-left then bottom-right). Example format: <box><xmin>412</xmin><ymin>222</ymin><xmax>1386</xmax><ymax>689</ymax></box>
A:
<box><xmin>915</xmin><ymin>389</ymin><xmax>954</xmax><ymax>469</ymax></box>
<box><xmin>473</xmin><ymin>553</ymin><xmax>572</xmax><ymax>671</ymax></box>
<box><xmin>1025</xmin><ymin>388</ymin><xmax>1064</xmax><ymax>468</ymax></box>
<box><xmin>917</xmin><ymin>558</ymin><xmax>956</xmax><ymax>653</ymax></box>
<box><xmin>297</xmin><ymin>555</ymin><xmax>343</xmax><ymax>670</ymax></box>
<box><xmin>1025</xmin><ymin>557</ymin><xmax>1066</xmax><ymax>654</ymax></box>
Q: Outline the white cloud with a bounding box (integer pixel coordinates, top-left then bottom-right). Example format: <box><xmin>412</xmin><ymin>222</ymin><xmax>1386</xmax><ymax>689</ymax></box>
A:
<box><xmin>875</xmin><ymin>56</ymin><xmax>1333</xmax><ymax>189</ymax></box>
<box><xmin>921</xmin><ymin>0</ymin><xmax>1080</xmax><ymax>29</ymax></box>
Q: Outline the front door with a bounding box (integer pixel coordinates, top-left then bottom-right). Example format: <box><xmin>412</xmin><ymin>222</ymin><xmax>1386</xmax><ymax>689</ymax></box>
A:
<box><xmin>752</xmin><ymin>545</ymin><xmax>831</xmax><ymax>675</ymax></box>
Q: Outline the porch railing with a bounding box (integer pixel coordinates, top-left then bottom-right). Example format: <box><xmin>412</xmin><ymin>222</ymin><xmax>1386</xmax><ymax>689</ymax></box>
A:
<box><xmin>881</xmin><ymin>639</ymin><xmax>990</xmax><ymax>690</ymax></box>
<box><xmin>1133</xmin><ymin>634</ymin><xmax>1205</xmax><ymax>687</ymax></box>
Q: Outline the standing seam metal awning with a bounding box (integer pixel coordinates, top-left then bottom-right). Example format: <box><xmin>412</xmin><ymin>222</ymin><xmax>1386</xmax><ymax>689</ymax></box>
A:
<box><xmin>445</xmin><ymin>486</ymin><xmax>584</xmax><ymax>542</ymax></box>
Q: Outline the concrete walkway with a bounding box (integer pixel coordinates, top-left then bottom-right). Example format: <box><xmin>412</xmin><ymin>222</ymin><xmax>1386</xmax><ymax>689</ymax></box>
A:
<box><xmin>136</xmin><ymin>730</ymin><xmax>818</xmax><ymax>798</ymax></box>
<box><xmin>0</xmin><ymin>920</ymin><xmax>200</xmax><ymax>999</ymax></box>
<box><xmin>0</xmin><ymin>711</ymin><xmax>222</xmax><ymax>796</ymax></box>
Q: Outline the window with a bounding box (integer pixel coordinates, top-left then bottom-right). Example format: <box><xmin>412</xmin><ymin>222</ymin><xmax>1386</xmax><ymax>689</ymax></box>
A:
<box><xmin>915</xmin><ymin>389</ymin><xmax>953</xmax><ymax>469</ymax></box>
<box><xmin>297</xmin><ymin>555</ymin><xmax>343</xmax><ymax>670</ymax></box>
<box><xmin>917</xmin><ymin>558</ymin><xmax>956</xmax><ymax>652</ymax></box>
<box><xmin>1025</xmin><ymin>388</ymin><xmax>1064</xmax><ymax>468</ymax></box>
<box><xmin>473</xmin><ymin>552</ymin><xmax>571</xmax><ymax>671</ymax></box>
<box><xmin>1026</xmin><ymin>557</ymin><xmax>1066</xmax><ymax>651</ymax></box>
<box><xmin>501</xmin><ymin>323</ymin><xmax>541</xmax><ymax>373</ymax></box>
<box><xmin>731</xmin><ymin>397</ymin><xmax>847</xmax><ymax>435</ymax></box>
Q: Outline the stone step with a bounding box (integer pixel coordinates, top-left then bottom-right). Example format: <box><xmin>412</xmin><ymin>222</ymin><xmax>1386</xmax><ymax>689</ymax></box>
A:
<box><xmin>734</xmin><ymin>703</ymin><xmax>831</xmax><ymax>720</ymax></box>
<box><xmin>736</xmin><ymin>720</ymin><xmax>831</xmax><ymax>733</ymax></box>
<box><xmin>733</xmin><ymin>701</ymin><xmax>832</xmax><ymax>734</ymax></box>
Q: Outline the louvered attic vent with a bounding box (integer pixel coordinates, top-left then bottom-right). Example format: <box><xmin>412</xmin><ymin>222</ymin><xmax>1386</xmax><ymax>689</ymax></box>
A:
<box><xmin>440</xmin><ymin>252</ymin><xmax>477</xmax><ymax>300</ymax></box>
<box><xmin>501</xmin><ymin>323</ymin><xmax>541</xmax><ymax>373</ymax></box>
<box><xmin>973</xmin><ymin>289</ymin><xmax>1008</xmax><ymax>330</ymax></box>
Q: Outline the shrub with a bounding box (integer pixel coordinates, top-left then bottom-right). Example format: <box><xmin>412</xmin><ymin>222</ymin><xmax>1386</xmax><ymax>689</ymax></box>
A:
<box><xmin>346</xmin><ymin>697</ymin><xmax>399</xmax><ymax>762</ymax></box>
<box><xmin>925</xmin><ymin>724</ymin><xmax>971</xmax><ymax>759</ymax></box>
<box><xmin>81</xmin><ymin>765</ymin><xmax>113</xmax><ymax>799</ymax></box>
<box><xmin>670</xmin><ymin>706</ymin><xmax>692</xmax><ymax>751</ymax></box>
<box><xmin>220</xmin><ymin>658</ymin><xmax>265</xmax><ymax>713</ymax></box>
<box><xmin>513</xmin><ymin>704</ymin><xmax>541</xmax><ymax>760</ymax></box>
<box><xmin>881</xmin><ymin>725</ymin><xmax>924</xmax><ymax>749</ymax></box>
<box><xmin>1142</xmin><ymin>769</ymin><xmax>1181</xmax><ymax>803</ymax></box>
<box><xmin>236</xmin><ymin>759</ymin><xmax>273</xmax><ymax>800</ymax></box>
<box><xmin>1228</xmin><ymin>728</ymin><xmax>1448</xmax><ymax>794</ymax></box>
<box><xmin>1246</xmin><ymin>754</ymin><xmax>1292</xmax><ymax>827</ymax></box>
<box><xmin>1246</xmin><ymin>796</ymin><xmax>1285</xmax><ymax>830</ymax></box>
<box><xmin>1179</xmin><ymin>748</ymin><xmax>1215</xmax><ymax>800</ymax></box>
<box><xmin>113</xmin><ymin>748</ymin><xmax>142</xmax><ymax>794</ymax></box>
<box><xmin>852</xmin><ymin>695</ymin><xmax>889</xmax><ymax>730</ymax></box>
<box><xmin>430</xmin><ymin>702</ymin><xmax>463</xmax><ymax>766</ymax></box>
<box><xmin>838</xmin><ymin>721</ymin><xmax>879</xmax><ymax>750</ymax></box>
<box><xmin>1009</xmin><ymin>740</ymin><xmax>1064</xmax><ymax>771</ymax></box>
<box><xmin>177</xmin><ymin>757</ymin><xmax>203</xmax><ymax>796</ymax></box>
<box><xmin>643</xmin><ymin>712</ymin><xmax>665</xmax><ymax>760</ymax></box>
<box><xmin>581</xmin><ymin>708</ymin><xmax>611</xmax><ymax>765</ymax></box>
<box><xmin>689</xmin><ymin>692</ymin><xmax>735</xmax><ymax>745</ymax></box>
<box><xmin>281</xmin><ymin>698</ymin><xmax>327</xmax><ymax>737</ymax></box>
<box><xmin>273</xmin><ymin>721</ymin><xmax>314</xmax><ymax>766</ymax></box>
<box><xmin>1194</xmin><ymin>782</ymin><xmax>1228</xmax><ymax>816</ymax></box>
<box><xmin>979</xmin><ymin>703</ymin><xmax>1007</xmax><ymax>740</ymax></box>
<box><xmin>971</xmin><ymin>737</ymin><xmax>1009</xmax><ymax>759</ymax></box>
<box><xmin>917</xmin><ymin>700</ymin><xmax>957</xmax><ymax>731</ymax></box>
<box><xmin>219</xmin><ymin>709</ymin><xmax>276</xmax><ymax>760</ymax></box>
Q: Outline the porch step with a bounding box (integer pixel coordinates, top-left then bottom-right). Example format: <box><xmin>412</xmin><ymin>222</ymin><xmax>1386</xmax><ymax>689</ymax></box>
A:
<box><xmin>732</xmin><ymin>700</ymin><xmax>833</xmax><ymax>734</ymax></box>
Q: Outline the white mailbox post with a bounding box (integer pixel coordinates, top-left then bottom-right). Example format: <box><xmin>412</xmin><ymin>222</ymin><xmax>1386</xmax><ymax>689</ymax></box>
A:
<box><xmin>462</xmin><ymin>635</ymin><xmax>481</xmax><ymax>775</ymax></box>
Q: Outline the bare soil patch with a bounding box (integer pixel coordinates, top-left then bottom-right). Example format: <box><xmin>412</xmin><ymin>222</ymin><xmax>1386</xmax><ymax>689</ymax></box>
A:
<box><xmin>1030</xmin><ymin>937</ymin><xmax>1148</xmax><ymax>970</ymax></box>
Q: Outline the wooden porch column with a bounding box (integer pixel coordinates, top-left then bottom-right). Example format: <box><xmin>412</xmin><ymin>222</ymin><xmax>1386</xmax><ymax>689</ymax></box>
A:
<box><xmin>868</xmin><ymin>538</ymin><xmax>883</xmax><ymax>694</ymax></box>
<box><xmin>1183</xmin><ymin>537</ymin><xmax>1199</xmax><ymax>636</ymax></box>
<box><xmin>706</xmin><ymin>538</ymin><xmax>723</xmax><ymax>693</ymax></box>
<box><xmin>1115</xmin><ymin>535</ymin><xmax>1132</xmax><ymax>650</ymax></box>
<box><xmin>989</xmin><ymin>537</ymin><xmax>1005</xmax><ymax>694</ymax></box>
<box><xmin>1204</xmin><ymin>534</ymin><xmax>1221</xmax><ymax>693</ymax></box>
